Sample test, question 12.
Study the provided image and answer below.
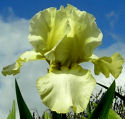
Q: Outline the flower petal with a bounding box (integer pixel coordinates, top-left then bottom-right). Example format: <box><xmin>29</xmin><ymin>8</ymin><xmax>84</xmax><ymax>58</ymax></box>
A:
<box><xmin>37</xmin><ymin>65</ymin><xmax>96</xmax><ymax>113</ymax></box>
<box><xmin>2</xmin><ymin>51</ymin><xmax>43</xmax><ymax>76</ymax></box>
<box><xmin>45</xmin><ymin>5</ymin><xmax>103</xmax><ymax>65</ymax></box>
<box><xmin>91</xmin><ymin>53</ymin><xmax>124</xmax><ymax>78</ymax></box>
<box><xmin>28</xmin><ymin>7</ymin><xmax>70</xmax><ymax>55</ymax></box>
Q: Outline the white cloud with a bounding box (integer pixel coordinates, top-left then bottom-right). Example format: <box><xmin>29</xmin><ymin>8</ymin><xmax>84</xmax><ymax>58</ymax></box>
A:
<box><xmin>0</xmin><ymin>16</ymin><xmax>48</xmax><ymax>119</ymax></box>
<box><xmin>106</xmin><ymin>11</ymin><xmax>118</xmax><ymax>28</ymax></box>
<box><xmin>109</xmin><ymin>33</ymin><xmax>125</xmax><ymax>43</ymax></box>
<box><xmin>0</xmin><ymin>10</ymin><xmax>125</xmax><ymax>119</ymax></box>
<box><xmin>106</xmin><ymin>11</ymin><xmax>118</xmax><ymax>19</ymax></box>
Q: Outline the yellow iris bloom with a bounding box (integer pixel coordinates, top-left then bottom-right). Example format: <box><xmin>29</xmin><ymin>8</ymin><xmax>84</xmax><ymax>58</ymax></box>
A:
<box><xmin>2</xmin><ymin>4</ymin><xmax>124</xmax><ymax>113</ymax></box>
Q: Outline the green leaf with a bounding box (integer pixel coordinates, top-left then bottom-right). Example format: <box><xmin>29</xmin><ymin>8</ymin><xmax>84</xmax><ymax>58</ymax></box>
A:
<box><xmin>108</xmin><ymin>109</ymin><xmax>121</xmax><ymax>119</ymax></box>
<box><xmin>90</xmin><ymin>80</ymin><xmax>116</xmax><ymax>119</ymax></box>
<box><xmin>44</xmin><ymin>111</ymin><xmax>52</xmax><ymax>119</ymax></box>
<box><xmin>7</xmin><ymin>100</ymin><xmax>16</xmax><ymax>119</ymax></box>
<box><xmin>86</xmin><ymin>102</ymin><xmax>91</xmax><ymax>118</ymax></box>
<box><xmin>97</xmin><ymin>82</ymin><xmax>125</xmax><ymax>102</ymax></box>
<box><xmin>15</xmin><ymin>79</ymin><xmax>33</xmax><ymax>119</ymax></box>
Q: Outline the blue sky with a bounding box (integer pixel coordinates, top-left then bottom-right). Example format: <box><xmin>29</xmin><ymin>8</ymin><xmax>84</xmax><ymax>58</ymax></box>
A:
<box><xmin>0</xmin><ymin>0</ymin><xmax>125</xmax><ymax>119</ymax></box>
<box><xmin>0</xmin><ymin>0</ymin><xmax>125</xmax><ymax>48</ymax></box>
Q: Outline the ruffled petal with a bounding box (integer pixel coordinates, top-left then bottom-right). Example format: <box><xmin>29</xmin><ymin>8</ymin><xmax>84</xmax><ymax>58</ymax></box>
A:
<box><xmin>45</xmin><ymin>5</ymin><xmax>103</xmax><ymax>65</ymax></box>
<box><xmin>91</xmin><ymin>53</ymin><xmax>124</xmax><ymax>78</ymax></box>
<box><xmin>37</xmin><ymin>65</ymin><xmax>96</xmax><ymax>113</ymax></box>
<box><xmin>28</xmin><ymin>7</ymin><xmax>70</xmax><ymax>55</ymax></box>
<box><xmin>2</xmin><ymin>51</ymin><xmax>44</xmax><ymax>76</ymax></box>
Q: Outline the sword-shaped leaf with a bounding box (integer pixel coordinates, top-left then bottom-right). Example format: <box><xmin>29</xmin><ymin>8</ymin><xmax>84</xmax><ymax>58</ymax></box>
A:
<box><xmin>15</xmin><ymin>79</ymin><xmax>33</xmax><ymax>119</ymax></box>
<box><xmin>7</xmin><ymin>100</ymin><xmax>16</xmax><ymax>119</ymax></box>
<box><xmin>90</xmin><ymin>80</ymin><xmax>116</xmax><ymax>119</ymax></box>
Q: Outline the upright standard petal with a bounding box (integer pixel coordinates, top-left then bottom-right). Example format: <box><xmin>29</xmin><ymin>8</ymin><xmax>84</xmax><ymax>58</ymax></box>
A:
<box><xmin>2</xmin><ymin>51</ymin><xmax>44</xmax><ymax>76</ymax></box>
<box><xmin>45</xmin><ymin>5</ymin><xmax>103</xmax><ymax>65</ymax></box>
<box><xmin>28</xmin><ymin>7</ymin><xmax>70</xmax><ymax>55</ymax></box>
<box><xmin>91</xmin><ymin>53</ymin><xmax>124</xmax><ymax>78</ymax></box>
<box><xmin>37</xmin><ymin>65</ymin><xmax>96</xmax><ymax>113</ymax></box>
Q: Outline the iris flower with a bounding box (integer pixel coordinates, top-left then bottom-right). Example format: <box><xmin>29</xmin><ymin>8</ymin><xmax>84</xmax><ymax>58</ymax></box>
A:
<box><xmin>2</xmin><ymin>5</ymin><xmax>124</xmax><ymax>113</ymax></box>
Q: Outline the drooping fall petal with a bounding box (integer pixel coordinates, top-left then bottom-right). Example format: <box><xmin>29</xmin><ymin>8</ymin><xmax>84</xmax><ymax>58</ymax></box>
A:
<box><xmin>2</xmin><ymin>51</ymin><xmax>44</xmax><ymax>76</ymax></box>
<box><xmin>37</xmin><ymin>65</ymin><xmax>96</xmax><ymax>113</ymax></box>
<box><xmin>91</xmin><ymin>53</ymin><xmax>124</xmax><ymax>78</ymax></box>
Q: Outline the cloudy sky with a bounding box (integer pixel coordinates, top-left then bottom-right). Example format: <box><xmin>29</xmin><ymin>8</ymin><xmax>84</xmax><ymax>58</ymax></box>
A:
<box><xmin>0</xmin><ymin>0</ymin><xmax>125</xmax><ymax>119</ymax></box>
